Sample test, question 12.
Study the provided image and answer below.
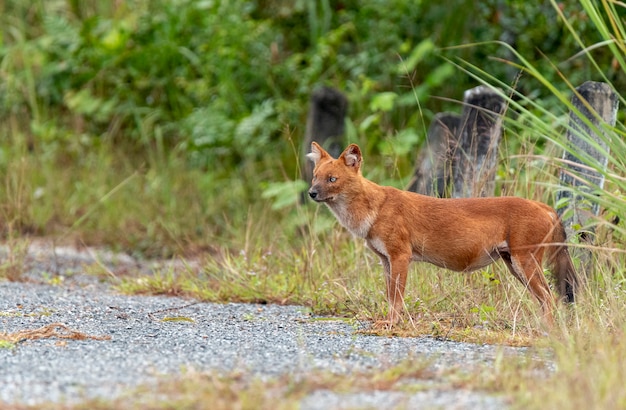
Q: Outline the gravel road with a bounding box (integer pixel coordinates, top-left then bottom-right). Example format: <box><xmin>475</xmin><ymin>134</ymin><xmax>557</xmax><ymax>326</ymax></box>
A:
<box><xmin>0</xmin><ymin>244</ymin><xmax>522</xmax><ymax>409</ymax></box>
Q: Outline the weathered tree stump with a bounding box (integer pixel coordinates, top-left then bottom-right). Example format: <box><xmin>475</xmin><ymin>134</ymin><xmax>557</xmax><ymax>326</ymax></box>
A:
<box><xmin>407</xmin><ymin>113</ymin><xmax>459</xmax><ymax>197</ymax></box>
<box><xmin>451</xmin><ymin>86</ymin><xmax>506</xmax><ymax>198</ymax></box>
<box><xmin>556</xmin><ymin>81</ymin><xmax>618</xmax><ymax>241</ymax></box>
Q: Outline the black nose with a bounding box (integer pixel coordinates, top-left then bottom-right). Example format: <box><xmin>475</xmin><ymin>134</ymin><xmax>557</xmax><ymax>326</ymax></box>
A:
<box><xmin>309</xmin><ymin>190</ymin><xmax>317</xmax><ymax>199</ymax></box>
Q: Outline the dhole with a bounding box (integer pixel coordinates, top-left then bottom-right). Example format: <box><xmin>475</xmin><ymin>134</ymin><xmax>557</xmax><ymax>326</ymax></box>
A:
<box><xmin>307</xmin><ymin>142</ymin><xmax>578</xmax><ymax>328</ymax></box>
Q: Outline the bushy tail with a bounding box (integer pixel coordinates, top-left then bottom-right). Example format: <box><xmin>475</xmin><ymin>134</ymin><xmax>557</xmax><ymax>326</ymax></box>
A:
<box><xmin>546</xmin><ymin>222</ymin><xmax>579</xmax><ymax>303</ymax></box>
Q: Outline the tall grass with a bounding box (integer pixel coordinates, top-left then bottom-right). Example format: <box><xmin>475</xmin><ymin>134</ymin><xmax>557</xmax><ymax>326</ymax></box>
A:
<box><xmin>450</xmin><ymin>0</ymin><xmax>626</xmax><ymax>407</ymax></box>
<box><xmin>128</xmin><ymin>1</ymin><xmax>626</xmax><ymax>406</ymax></box>
<box><xmin>0</xmin><ymin>129</ymin><xmax>289</xmax><ymax>258</ymax></box>
<box><xmin>1</xmin><ymin>0</ymin><xmax>626</xmax><ymax>406</ymax></box>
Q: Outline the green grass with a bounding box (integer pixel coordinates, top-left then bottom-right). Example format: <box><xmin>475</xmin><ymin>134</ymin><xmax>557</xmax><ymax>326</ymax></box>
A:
<box><xmin>0</xmin><ymin>131</ymin><xmax>275</xmax><ymax>258</ymax></box>
<box><xmin>5</xmin><ymin>136</ymin><xmax>625</xmax><ymax>407</ymax></box>
<box><xmin>2</xmin><ymin>0</ymin><xmax>626</xmax><ymax>409</ymax></box>
<box><xmin>2</xmin><ymin>82</ymin><xmax>626</xmax><ymax>410</ymax></box>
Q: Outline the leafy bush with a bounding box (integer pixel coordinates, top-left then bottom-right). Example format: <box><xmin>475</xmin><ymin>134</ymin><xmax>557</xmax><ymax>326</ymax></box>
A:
<box><xmin>1</xmin><ymin>0</ymin><xmax>624</xmax><ymax>250</ymax></box>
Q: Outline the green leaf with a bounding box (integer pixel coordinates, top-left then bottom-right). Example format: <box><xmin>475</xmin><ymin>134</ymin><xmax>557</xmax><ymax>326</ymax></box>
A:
<box><xmin>359</xmin><ymin>114</ymin><xmax>380</xmax><ymax>132</ymax></box>
<box><xmin>0</xmin><ymin>340</ymin><xmax>16</xmax><ymax>349</ymax></box>
<box><xmin>369</xmin><ymin>92</ymin><xmax>398</xmax><ymax>112</ymax></box>
<box><xmin>399</xmin><ymin>39</ymin><xmax>435</xmax><ymax>73</ymax></box>
<box><xmin>262</xmin><ymin>180</ymin><xmax>309</xmax><ymax>210</ymax></box>
<box><xmin>424</xmin><ymin>63</ymin><xmax>455</xmax><ymax>87</ymax></box>
<box><xmin>379</xmin><ymin>128</ymin><xmax>420</xmax><ymax>156</ymax></box>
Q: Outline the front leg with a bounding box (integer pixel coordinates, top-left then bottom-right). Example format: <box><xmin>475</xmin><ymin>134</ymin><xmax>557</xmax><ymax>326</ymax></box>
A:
<box><xmin>369</xmin><ymin>247</ymin><xmax>410</xmax><ymax>329</ymax></box>
<box><xmin>386</xmin><ymin>252</ymin><xmax>410</xmax><ymax>326</ymax></box>
<box><xmin>367</xmin><ymin>245</ymin><xmax>392</xmax><ymax>329</ymax></box>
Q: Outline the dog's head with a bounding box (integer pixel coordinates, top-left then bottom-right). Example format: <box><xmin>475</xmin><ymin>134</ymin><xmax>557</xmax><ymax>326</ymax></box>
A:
<box><xmin>306</xmin><ymin>142</ymin><xmax>362</xmax><ymax>203</ymax></box>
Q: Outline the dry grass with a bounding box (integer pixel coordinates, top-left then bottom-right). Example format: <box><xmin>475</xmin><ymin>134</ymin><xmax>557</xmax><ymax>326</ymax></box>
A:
<box><xmin>0</xmin><ymin>233</ymin><xmax>30</xmax><ymax>282</ymax></box>
<box><xmin>0</xmin><ymin>323</ymin><xmax>111</xmax><ymax>349</ymax></box>
<box><xmin>111</xmin><ymin>210</ymin><xmax>566</xmax><ymax>347</ymax></box>
<box><xmin>14</xmin><ymin>357</ymin><xmax>442</xmax><ymax>410</ymax></box>
<box><xmin>2</xmin><ymin>161</ymin><xmax>625</xmax><ymax>410</ymax></box>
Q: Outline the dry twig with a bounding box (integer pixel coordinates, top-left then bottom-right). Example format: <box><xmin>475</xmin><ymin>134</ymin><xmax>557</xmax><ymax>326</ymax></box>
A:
<box><xmin>0</xmin><ymin>323</ymin><xmax>111</xmax><ymax>344</ymax></box>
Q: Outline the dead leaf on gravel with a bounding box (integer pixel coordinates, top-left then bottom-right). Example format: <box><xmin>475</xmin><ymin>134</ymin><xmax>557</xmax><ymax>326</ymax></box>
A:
<box><xmin>0</xmin><ymin>323</ymin><xmax>111</xmax><ymax>344</ymax></box>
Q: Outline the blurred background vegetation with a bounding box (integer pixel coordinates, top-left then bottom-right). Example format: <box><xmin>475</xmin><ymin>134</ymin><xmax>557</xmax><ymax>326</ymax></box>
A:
<box><xmin>4</xmin><ymin>3</ymin><xmax>626</xmax><ymax>403</ymax></box>
<box><xmin>0</xmin><ymin>0</ymin><xmax>624</xmax><ymax>256</ymax></box>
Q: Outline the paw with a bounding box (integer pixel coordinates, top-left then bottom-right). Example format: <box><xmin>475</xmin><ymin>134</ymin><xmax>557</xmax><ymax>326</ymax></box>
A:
<box><xmin>372</xmin><ymin>319</ymin><xmax>393</xmax><ymax>330</ymax></box>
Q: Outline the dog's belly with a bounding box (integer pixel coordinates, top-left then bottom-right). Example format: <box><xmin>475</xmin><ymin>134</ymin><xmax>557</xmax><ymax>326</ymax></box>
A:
<box><xmin>412</xmin><ymin>241</ymin><xmax>508</xmax><ymax>272</ymax></box>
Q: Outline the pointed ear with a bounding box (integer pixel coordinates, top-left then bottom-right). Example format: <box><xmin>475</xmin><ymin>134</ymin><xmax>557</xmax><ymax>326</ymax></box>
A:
<box><xmin>306</xmin><ymin>141</ymin><xmax>329</xmax><ymax>165</ymax></box>
<box><xmin>341</xmin><ymin>144</ymin><xmax>362</xmax><ymax>170</ymax></box>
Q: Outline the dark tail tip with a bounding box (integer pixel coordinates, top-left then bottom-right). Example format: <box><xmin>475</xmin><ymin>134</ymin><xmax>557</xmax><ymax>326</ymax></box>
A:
<box><xmin>554</xmin><ymin>248</ymin><xmax>578</xmax><ymax>304</ymax></box>
<box><xmin>564</xmin><ymin>281</ymin><xmax>575</xmax><ymax>303</ymax></box>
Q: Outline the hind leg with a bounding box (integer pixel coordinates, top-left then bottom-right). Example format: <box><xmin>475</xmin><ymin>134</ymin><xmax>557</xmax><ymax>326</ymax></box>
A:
<box><xmin>504</xmin><ymin>252</ymin><xmax>556</xmax><ymax>326</ymax></box>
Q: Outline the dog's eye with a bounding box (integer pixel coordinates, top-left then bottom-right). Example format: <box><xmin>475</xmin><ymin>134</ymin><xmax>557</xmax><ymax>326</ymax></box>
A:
<box><xmin>328</xmin><ymin>176</ymin><xmax>337</xmax><ymax>183</ymax></box>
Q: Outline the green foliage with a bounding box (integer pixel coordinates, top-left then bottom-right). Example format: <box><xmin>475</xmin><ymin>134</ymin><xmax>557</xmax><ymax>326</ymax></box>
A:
<box><xmin>261</xmin><ymin>180</ymin><xmax>308</xmax><ymax>210</ymax></box>
<box><xmin>0</xmin><ymin>340</ymin><xmax>16</xmax><ymax>349</ymax></box>
<box><xmin>3</xmin><ymin>0</ymin><xmax>620</xmax><ymax>175</ymax></box>
<box><xmin>1</xmin><ymin>0</ymin><xmax>625</xmax><ymax>256</ymax></box>
<box><xmin>0</xmin><ymin>1</ymin><xmax>519</xmax><ymax>166</ymax></box>
<box><xmin>2</xmin><ymin>2</ymin><xmax>626</xmax><ymax>408</ymax></box>
<box><xmin>470</xmin><ymin>304</ymin><xmax>497</xmax><ymax>323</ymax></box>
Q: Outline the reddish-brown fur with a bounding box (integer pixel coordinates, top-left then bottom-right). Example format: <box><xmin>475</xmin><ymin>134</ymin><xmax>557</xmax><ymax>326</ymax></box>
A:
<box><xmin>307</xmin><ymin>142</ymin><xmax>578</xmax><ymax>328</ymax></box>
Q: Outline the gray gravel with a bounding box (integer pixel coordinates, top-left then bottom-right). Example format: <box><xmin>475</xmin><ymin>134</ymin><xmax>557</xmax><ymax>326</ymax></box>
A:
<box><xmin>0</xmin><ymin>244</ymin><xmax>522</xmax><ymax>409</ymax></box>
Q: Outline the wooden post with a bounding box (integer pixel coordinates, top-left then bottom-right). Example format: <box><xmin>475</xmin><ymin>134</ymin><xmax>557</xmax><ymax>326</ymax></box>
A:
<box><xmin>302</xmin><ymin>87</ymin><xmax>348</xmax><ymax>186</ymax></box>
<box><xmin>452</xmin><ymin>86</ymin><xmax>506</xmax><ymax>198</ymax></box>
<box><xmin>556</xmin><ymin>81</ymin><xmax>618</xmax><ymax>239</ymax></box>
<box><xmin>407</xmin><ymin>113</ymin><xmax>459</xmax><ymax>197</ymax></box>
